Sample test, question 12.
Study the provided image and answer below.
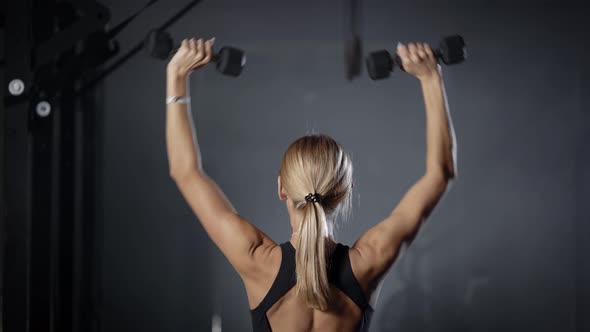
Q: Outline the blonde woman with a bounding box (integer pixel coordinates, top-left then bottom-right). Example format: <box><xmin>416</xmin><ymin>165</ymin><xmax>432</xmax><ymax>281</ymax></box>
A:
<box><xmin>166</xmin><ymin>37</ymin><xmax>456</xmax><ymax>332</ymax></box>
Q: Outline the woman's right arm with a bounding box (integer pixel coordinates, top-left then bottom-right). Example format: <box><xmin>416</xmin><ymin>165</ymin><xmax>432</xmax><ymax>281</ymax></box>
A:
<box><xmin>352</xmin><ymin>42</ymin><xmax>457</xmax><ymax>280</ymax></box>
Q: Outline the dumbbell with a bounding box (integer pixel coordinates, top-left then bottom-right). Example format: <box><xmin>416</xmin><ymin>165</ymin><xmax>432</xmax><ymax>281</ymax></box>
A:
<box><xmin>366</xmin><ymin>35</ymin><xmax>466</xmax><ymax>80</ymax></box>
<box><xmin>144</xmin><ymin>29</ymin><xmax>246</xmax><ymax>77</ymax></box>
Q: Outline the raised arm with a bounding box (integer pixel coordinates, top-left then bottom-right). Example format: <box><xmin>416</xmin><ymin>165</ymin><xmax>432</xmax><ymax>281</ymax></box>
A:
<box><xmin>353</xmin><ymin>42</ymin><xmax>457</xmax><ymax>279</ymax></box>
<box><xmin>166</xmin><ymin>38</ymin><xmax>275</xmax><ymax>276</ymax></box>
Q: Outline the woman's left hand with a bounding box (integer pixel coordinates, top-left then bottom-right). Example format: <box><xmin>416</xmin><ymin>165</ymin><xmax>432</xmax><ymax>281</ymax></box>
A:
<box><xmin>167</xmin><ymin>37</ymin><xmax>214</xmax><ymax>78</ymax></box>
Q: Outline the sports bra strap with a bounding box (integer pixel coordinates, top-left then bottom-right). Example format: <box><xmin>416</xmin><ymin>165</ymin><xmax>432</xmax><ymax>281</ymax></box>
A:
<box><xmin>254</xmin><ymin>242</ymin><xmax>369</xmax><ymax>311</ymax></box>
<box><xmin>328</xmin><ymin>243</ymin><xmax>369</xmax><ymax>310</ymax></box>
<box><xmin>251</xmin><ymin>242</ymin><xmax>296</xmax><ymax>315</ymax></box>
<box><xmin>250</xmin><ymin>241</ymin><xmax>373</xmax><ymax>332</ymax></box>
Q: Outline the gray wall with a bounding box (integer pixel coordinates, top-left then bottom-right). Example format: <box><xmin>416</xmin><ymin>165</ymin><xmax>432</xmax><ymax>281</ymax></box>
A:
<box><xmin>100</xmin><ymin>0</ymin><xmax>589</xmax><ymax>331</ymax></box>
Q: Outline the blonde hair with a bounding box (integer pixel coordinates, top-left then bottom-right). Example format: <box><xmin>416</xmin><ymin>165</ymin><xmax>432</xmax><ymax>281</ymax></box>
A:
<box><xmin>279</xmin><ymin>134</ymin><xmax>353</xmax><ymax>310</ymax></box>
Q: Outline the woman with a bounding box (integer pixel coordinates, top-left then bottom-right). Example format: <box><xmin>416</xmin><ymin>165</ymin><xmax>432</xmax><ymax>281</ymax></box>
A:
<box><xmin>165</xmin><ymin>37</ymin><xmax>456</xmax><ymax>332</ymax></box>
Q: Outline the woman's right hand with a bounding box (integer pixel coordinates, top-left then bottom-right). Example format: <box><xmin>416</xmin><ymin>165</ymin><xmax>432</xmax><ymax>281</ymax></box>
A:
<box><xmin>167</xmin><ymin>37</ymin><xmax>214</xmax><ymax>78</ymax></box>
<box><xmin>396</xmin><ymin>42</ymin><xmax>440</xmax><ymax>81</ymax></box>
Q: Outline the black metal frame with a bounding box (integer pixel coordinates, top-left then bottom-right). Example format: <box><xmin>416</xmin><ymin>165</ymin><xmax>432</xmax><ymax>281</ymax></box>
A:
<box><xmin>2</xmin><ymin>1</ymin><xmax>108</xmax><ymax>331</ymax></box>
<box><xmin>2</xmin><ymin>1</ymin><xmax>35</xmax><ymax>331</ymax></box>
<box><xmin>1</xmin><ymin>1</ymin><xmax>203</xmax><ymax>331</ymax></box>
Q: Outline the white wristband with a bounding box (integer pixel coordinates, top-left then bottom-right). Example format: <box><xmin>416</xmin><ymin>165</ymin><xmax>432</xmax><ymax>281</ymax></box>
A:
<box><xmin>166</xmin><ymin>96</ymin><xmax>191</xmax><ymax>104</ymax></box>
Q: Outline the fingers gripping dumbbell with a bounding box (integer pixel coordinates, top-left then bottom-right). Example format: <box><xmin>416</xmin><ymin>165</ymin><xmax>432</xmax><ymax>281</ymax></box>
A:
<box><xmin>366</xmin><ymin>35</ymin><xmax>467</xmax><ymax>80</ymax></box>
<box><xmin>144</xmin><ymin>29</ymin><xmax>246</xmax><ymax>77</ymax></box>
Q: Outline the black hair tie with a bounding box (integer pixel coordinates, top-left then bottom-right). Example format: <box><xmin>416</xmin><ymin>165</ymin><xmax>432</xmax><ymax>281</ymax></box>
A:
<box><xmin>305</xmin><ymin>192</ymin><xmax>323</xmax><ymax>203</ymax></box>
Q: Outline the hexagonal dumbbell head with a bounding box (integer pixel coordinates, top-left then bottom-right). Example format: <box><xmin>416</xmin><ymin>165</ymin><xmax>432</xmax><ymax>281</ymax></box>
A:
<box><xmin>366</xmin><ymin>50</ymin><xmax>394</xmax><ymax>80</ymax></box>
<box><xmin>215</xmin><ymin>47</ymin><xmax>246</xmax><ymax>77</ymax></box>
<box><xmin>145</xmin><ymin>30</ymin><xmax>174</xmax><ymax>60</ymax></box>
<box><xmin>438</xmin><ymin>35</ymin><xmax>466</xmax><ymax>65</ymax></box>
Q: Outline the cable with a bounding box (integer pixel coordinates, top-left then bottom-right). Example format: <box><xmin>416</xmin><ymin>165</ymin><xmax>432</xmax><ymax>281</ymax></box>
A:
<box><xmin>76</xmin><ymin>0</ymin><xmax>202</xmax><ymax>96</ymax></box>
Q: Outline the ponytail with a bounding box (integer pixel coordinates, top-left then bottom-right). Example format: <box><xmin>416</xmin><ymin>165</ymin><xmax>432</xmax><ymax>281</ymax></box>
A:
<box><xmin>279</xmin><ymin>134</ymin><xmax>354</xmax><ymax>311</ymax></box>
<box><xmin>294</xmin><ymin>200</ymin><xmax>331</xmax><ymax>310</ymax></box>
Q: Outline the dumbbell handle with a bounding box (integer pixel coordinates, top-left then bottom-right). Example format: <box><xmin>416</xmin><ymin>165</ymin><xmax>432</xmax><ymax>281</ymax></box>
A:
<box><xmin>392</xmin><ymin>49</ymin><xmax>443</xmax><ymax>72</ymax></box>
<box><xmin>169</xmin><ymin>46</ymin><xmax>223</xmax><ymax>62</ymax></box>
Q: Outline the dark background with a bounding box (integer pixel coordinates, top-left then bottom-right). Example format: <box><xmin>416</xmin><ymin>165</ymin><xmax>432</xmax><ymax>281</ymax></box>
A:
<box><xmin>3</xmin><ymin>0</ymin><xmax>588</xmax><ymax>331</ymax></box>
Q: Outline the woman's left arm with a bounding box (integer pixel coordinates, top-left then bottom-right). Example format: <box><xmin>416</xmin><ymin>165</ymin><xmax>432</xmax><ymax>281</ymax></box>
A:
<box><xmin>166</xmin><ymin>38</ymin><xmax>275</xmax><ymax>276</ymax></box>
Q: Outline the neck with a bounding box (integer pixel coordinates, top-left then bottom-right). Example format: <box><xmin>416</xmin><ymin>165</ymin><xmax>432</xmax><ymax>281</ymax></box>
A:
<box><xmin>289</xmin><ymin>217</ymin><xmax>334</xmax><ymax>239</ymax></box>
<box><xmin>288</xmin><ymin>234</ymin><xmax>338</xmax><ymax>255</ymax></box>
<box><xmin>289</xmin><ymin>220</ymin><xmax>336</xmax><ymax>249</ymax></box>
<box><xmin>285</xmin><ymin>200</ymin><xmax>336</xmax><ymax>247</ymax></box>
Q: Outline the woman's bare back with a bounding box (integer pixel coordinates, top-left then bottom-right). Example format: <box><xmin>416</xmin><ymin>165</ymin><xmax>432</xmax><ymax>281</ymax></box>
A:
<box><xmin>242</xmin><ymin>242</ymin><xmax>379</xmax><ymax>332</ymax></box>
<box><xmin>266</xmin><ymin>287</ymin><xmax>362</xmax><ymax>332</ymax></box>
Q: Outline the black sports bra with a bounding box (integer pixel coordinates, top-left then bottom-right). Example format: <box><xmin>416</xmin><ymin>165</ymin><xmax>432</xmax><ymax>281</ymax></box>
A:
<box><xmin>249</xmin><ymin>241</ymin><xmax>374</xmax><ymax>332</ymax></box>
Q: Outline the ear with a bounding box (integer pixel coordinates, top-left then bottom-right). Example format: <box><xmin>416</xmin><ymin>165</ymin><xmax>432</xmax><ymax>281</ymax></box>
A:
<box><xmin>277</xmin><ymin>175</ymin><xmax>288</xmax><ymax>200</ymax></box>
